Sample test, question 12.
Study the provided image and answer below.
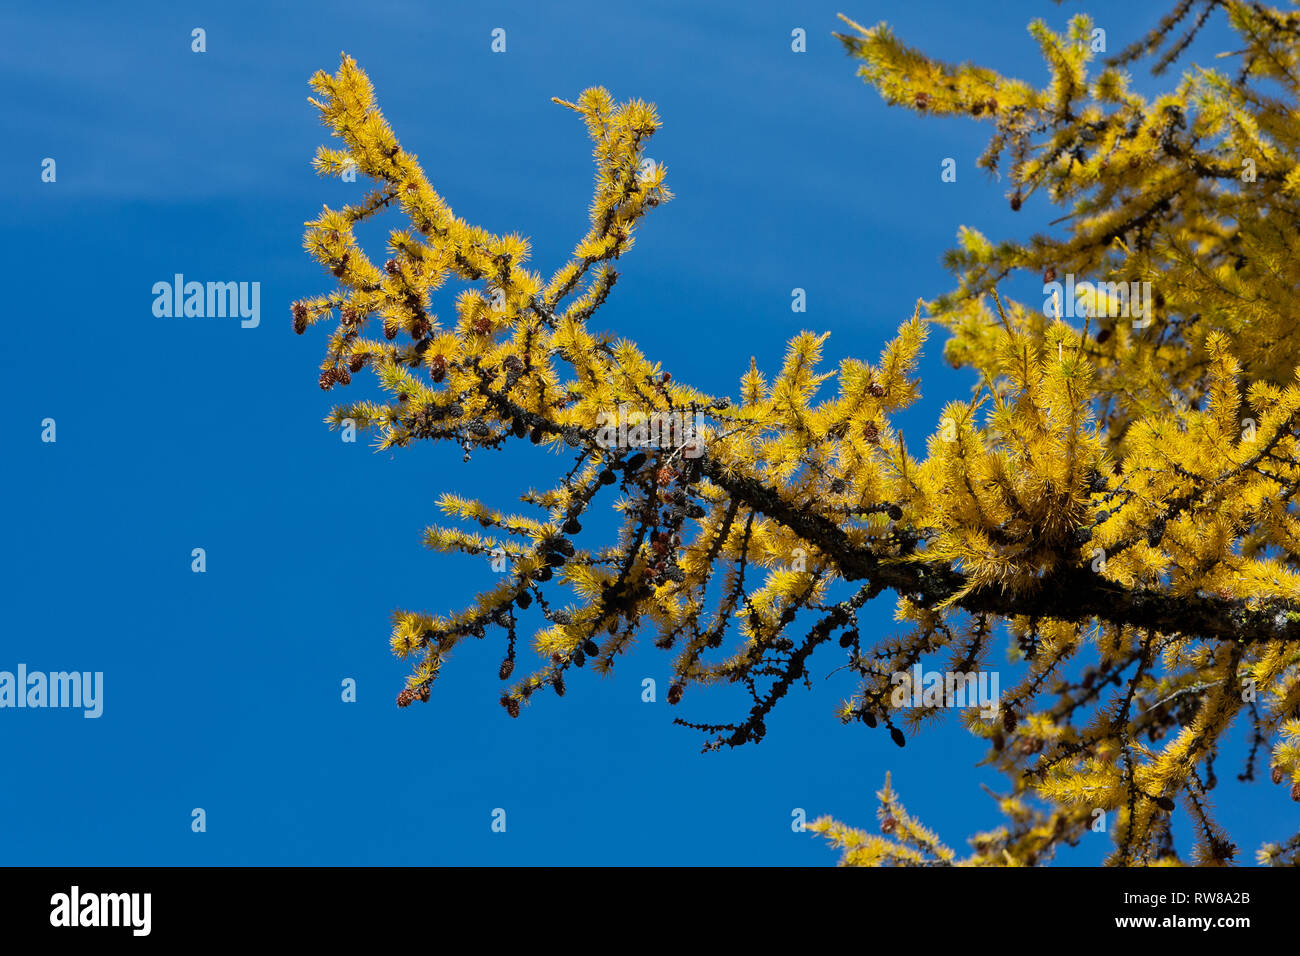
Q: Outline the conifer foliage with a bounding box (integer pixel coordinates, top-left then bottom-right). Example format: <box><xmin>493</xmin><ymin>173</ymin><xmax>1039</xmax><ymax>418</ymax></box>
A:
<box><xmin>294</xmin><ymin>2</ymin><xmax>1300</xmax><ymax>866</ymax></box>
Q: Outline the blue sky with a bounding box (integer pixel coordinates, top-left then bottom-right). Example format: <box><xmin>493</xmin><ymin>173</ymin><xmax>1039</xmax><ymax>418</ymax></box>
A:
<box><xmin>2</xmin><ymin>0</ymin><xmax>1288</xmax><ymax>865</ymax></box>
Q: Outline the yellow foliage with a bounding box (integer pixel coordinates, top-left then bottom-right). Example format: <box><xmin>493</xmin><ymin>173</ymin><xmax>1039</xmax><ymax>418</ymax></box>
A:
<box><xmin>295</xmin><ymin>3</ymin><xmax>1300</xmax><ymax>867</ymax></box>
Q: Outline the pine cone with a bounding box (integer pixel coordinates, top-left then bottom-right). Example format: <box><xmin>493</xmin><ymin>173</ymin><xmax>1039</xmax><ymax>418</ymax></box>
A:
<box><xmin>396</xmin><ymin>688</ymin><xmax>417</xmax><ymax>707</ymax></box>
